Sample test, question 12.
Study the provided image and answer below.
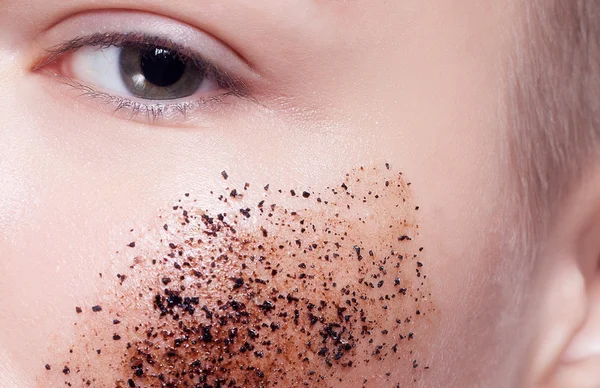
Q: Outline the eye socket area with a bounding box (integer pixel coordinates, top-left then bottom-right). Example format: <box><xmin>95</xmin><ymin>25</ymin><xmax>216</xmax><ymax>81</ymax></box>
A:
<box><xmin>31</xmin><ymin>11</ymin><xmax>260</xmax><ymax>125</ymax></box>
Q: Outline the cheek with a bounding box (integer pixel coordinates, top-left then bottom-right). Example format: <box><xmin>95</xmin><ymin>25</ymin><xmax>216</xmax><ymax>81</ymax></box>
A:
<box><xmin>44</xmin><ymin>165</ymin><xmax>437</xmax><ymax>387</ymax></box>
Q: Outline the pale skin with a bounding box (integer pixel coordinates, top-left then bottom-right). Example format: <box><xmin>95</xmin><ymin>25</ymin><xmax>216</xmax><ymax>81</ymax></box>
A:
<box><xmin>1</xmin><ymin>1</ymin><xmax>600</xmax><ymax>387</ymax></box>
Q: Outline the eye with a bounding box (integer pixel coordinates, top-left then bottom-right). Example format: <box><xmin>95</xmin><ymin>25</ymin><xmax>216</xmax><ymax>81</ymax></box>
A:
<box><xmin>70</xmin><ymin>43</ymin><xmax>218</xmax><ymax>101</ymax></box>
<box><xmin>37</xmin><ymin>31</ymin><xmax>250</xmax><ymax>123</ymax></box>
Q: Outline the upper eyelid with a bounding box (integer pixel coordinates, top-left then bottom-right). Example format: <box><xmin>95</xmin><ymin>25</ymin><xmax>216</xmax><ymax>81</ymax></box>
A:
<box><xmin>29</xmin><ymin>10</ymin><xmax>260</xmax><ymax>80</ymax></box>
<box><xmin>40</xmin><ymin>33</ymin><xmax>213</xmax><ymax>70</ymax></box>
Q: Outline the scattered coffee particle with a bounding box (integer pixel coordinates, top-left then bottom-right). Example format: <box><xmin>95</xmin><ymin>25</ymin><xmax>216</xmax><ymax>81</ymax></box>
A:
<box><xmin>75</xmin><ymin>306</ymin><xmax>82</xmax><ymax>314</ymax></box>
<box><xmin>221</xmin><ymin>171</ymin><xmax>229</xmax><ymax>180</ymax></box>
<box><xmin>240</xmin><ymin>208</ymin><xmax>251</xmax><ymax>218</ymax></box>
<box><xmin>91</xmin><ymin>305</ymin><xmax>102</xmax><ymax>312</ymax></box>
<box><xmin>127</xmin><ymin>242</ymin><xmax>136</xmax><ymax>248</ymax></box>
<box><xmin>45</xmin><ymin>364</ymin><xmax>51</xmax><ymax>370</ymax></box>
<box><xmin>52</xmin><ymin>164</ymin><xmax>433</xmax><ymax>387</ymax></box>
<box><xmin>62</xmin><ymin>366</ymin><xmax>70</xmax><ymax>375</ymax></box>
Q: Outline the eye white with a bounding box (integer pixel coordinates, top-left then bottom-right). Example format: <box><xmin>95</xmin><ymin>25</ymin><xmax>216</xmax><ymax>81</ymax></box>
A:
<box><xmin>68</xmin><ymin>45</ymin><xmax>133</xmax><ymax>97</ymax></box>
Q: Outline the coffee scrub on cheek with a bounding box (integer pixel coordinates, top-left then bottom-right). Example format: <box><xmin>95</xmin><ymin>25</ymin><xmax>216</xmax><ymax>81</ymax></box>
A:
<box><xmin>43</xmin><ymin>164</ymin><xmax>437</xmax><ymax>387</ymax></box>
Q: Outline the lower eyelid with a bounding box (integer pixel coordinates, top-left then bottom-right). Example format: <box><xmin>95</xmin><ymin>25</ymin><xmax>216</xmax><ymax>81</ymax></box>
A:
<box><xmin>39</xmin><ymin>72</ymin><xmax>242</xmax><ymax>127</ymax></box>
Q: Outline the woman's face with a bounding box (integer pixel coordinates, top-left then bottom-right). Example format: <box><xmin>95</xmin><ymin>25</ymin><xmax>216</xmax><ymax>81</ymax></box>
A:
<box><xmin>0</xmin><ymin>1</ymin><xmax>520</xmax><ymax>387</ymax></box>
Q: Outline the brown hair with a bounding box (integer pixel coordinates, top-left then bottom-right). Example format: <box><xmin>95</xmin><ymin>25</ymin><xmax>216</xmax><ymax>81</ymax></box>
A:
<box><xmin>506</xmin><ymin>0</ymin><xmax>600</xmax><ymax>246</ymax></box>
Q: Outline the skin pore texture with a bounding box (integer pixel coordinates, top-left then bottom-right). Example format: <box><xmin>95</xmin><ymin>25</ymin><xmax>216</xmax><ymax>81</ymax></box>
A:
<box><xmin>44</xmin><ymin>165</ymin><xmax>435</xmax><ymax>387</ymax></box>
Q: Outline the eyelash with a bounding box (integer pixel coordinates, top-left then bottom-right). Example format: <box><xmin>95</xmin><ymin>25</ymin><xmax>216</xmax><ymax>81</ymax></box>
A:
<box><xmin>37</xmin><ymin>32</ymin><xmax>251</xmax><ymax>123</ymax></box>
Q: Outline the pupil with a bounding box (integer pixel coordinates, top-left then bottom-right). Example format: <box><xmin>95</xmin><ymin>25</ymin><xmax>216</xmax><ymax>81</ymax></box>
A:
<box><xmin>140</xmin><ymin>47</ymin><xmax>186</xmax><ymax>87</ymax></box>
